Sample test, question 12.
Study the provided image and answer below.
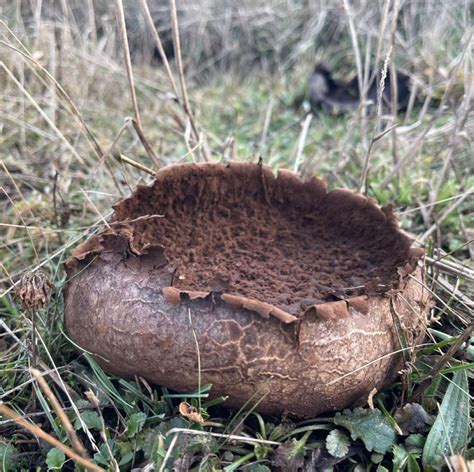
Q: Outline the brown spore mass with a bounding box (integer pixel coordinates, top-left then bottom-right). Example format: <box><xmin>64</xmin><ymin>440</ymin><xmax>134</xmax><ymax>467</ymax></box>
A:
<box><xmin>110</xmin><ymin>163</ymin><xmax>411</xmax><ymax>316</ymax></box>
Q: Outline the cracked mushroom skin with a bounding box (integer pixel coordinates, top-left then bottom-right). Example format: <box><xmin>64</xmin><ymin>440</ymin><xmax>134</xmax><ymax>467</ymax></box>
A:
<box><xmin>64</xmin><ymin>162</ymin><xmax>428</xmax><ymax>417</ymax></box>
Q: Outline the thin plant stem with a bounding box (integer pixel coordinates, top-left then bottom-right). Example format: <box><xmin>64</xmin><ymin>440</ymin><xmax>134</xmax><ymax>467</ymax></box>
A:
<box><xmin>30</xmin><ymin>368</ymin><xmax>89</xmax><ymax>459</ymax></box>
<box><xmin>0</xmin><ymin>403</ymin><xmax>104</xmax><ymax>472</ymax></box>
<box><xmin>114</xmin><ymin>0</ymin><xmax>162</xmax><ymax>168</ymax></box>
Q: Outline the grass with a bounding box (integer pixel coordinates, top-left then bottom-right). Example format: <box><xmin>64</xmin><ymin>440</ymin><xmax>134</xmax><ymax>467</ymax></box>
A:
<box><xmin>0</xmin><ymin>0</ymin><xmax>473</xmax><ymax>470</ymax></box>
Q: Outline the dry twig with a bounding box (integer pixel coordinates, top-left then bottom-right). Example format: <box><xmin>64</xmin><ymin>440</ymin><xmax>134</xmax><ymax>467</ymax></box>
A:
<box><xmin>0</xmin><ymin>403</ymin><xmax>103</xmax><ymax>472</ymax></box>
<box><xmin>409</xmin><ymin>323</ymin><xmax>474</xmax><ymax>402</ymax></box>
<box><xmin>168</xmin><ymin>0</ymin><xmax>209</xmax><ymax>161</ymax></box>
<box><xmin>30</xmin><ymin>368</ymin><xmax>89</xmax><ymax>459</ymax></box>
<box><xmin>114</xmin><ymin>0</ymin><xmax>162</xmax><ymax>168</ymax></box>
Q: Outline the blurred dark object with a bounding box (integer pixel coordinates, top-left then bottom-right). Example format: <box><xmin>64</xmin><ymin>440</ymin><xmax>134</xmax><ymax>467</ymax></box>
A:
<box><xmin>393</xmin><ymin>403</ymin><xmax>433</xmax><ymax>435</ymax></box>
<box><xmin>309</xmin><ymin>63</ymin><xmax>411</xmax><ymax>114</ymax></box>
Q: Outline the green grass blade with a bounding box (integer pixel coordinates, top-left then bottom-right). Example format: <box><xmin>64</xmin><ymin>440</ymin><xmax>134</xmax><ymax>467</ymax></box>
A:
<box><xmin>422</xmin><ymin>368</ymin><xmax>470</xmax><ymax>469</ymax></box>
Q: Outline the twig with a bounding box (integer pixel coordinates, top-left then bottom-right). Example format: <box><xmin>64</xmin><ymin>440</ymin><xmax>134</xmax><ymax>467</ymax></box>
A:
<box><xmin>293</xmin><ymin>113</ymin><xmax>313</xmax><ymax>174</ymax></box>
<box><xmin>425</xmin><ymin>256</ymin><xmax>474</xmax><ymax>282</ymax></box>
<box><xmin>131</xmin><ymin>121</ymin><xmax>162</xmax><ymax>167</ymax></box>
<box><xmin>417</xmin><ymin>189</ymin><xmax>472</xmax><ymax>243</ymax></box>
<box><xmin>380</xmin><ymin>33</ymin><xmax>472</xmax><ymax>188</ymax></box>
<box><xmin>0</xmin><ymin>403</ymin><xmax>104</xmax><ymax>472</ymax></box>
<box><xmin>168</xmin><ymin>0</ymin><xmax>196</xmax><ymax>132</ymax></box>
<box><xmin>168</xmin><ymin>0</ymin><xmax>209</xmax><ymax>161</ymax></box>
<box><xmin>0</xmin><ymin>24</ymin><xmax>101</xmax><ymax>159</ymax></box>
<box><xmin>30</xmin><ymin>369</ymin><xmax>89</xmax><ymax>459</ymax></box>
<box><xmin>0</xmin><ymin>184</ymin><xmax>40</xmax><ymax>264</ymax></box>
<box><xmin>388</xmin><ymin>0</ymin><xmax>401</xmax><ymax>171</ymax></box>
<box><xmin>408</xmin><ymin>274</ymin><xmax>468</xmax><ymax>322</ymax></box>
<box><xmin>80</xmin><ymin>191</ymin><xmax>111</xmax><ymax>229</ymax></box>
<box><xmin>0</xmin><ymin>27</ymin><xmax>122</xmax><ymax>192</ymax></box>
<box><xmin>30</xmin><ymin>308</ymin><xmax>37</xmax><ymax>369</ymax></box>
<box><xmin>0</xmin><ymin>319</ymin><xmax>79</xmax><ymax>401</ymax></box>
<box><xmin>397</xmin><ymin>191</ymin><xmax>473</xmax><ymax>215</ymax></box>
<box><xmin>327</xmin><ymin>341</ymin><xmax>432</xmax><ymax>386</ymax></box>
<box><xmin>409</xmin><ymin>323</ymin><xmax>474</xmax><ymax>403</ymax></box>
<box><xmin>114</xmin><ymin>0</ymin><xmax>162</xmax><ymax>168</ymax></box>
<box><xmin>114</xmin><ymin>153</ymin><xmax>156</xmax><ymax>176</ymax></box>
<box><xmin>258</xmin><ymin>94</ymin><xmax>274</xmax><ymax>155</ymax></box>
<box><xmin>159</xmin><ymin>432</ymin><xmax>179</xmax><ymax>472</ymax></box>
<box><xmin>359</xmin><ymin>123</ymin><xmax>398</xmax><ymax>194</ymax></box>
<box><xmin>91</xmin><ymin>119</ymin><xmax>130</xmax><ymax>195</ymax></box>
<box><xmin>0</xmin><ymin>218</ymin><xmax>110</xmax><ymax>299</ymax></box>
<box><xmin>428</xmin><ymin>87</ymin><xmax>472</xmax><ymax>216</ymax></box>
<box><xmin>52</xmin><ymin>172</ymin><xmax>63</xmax><ymax>244</ymax></box>
<box><xmin>360</xmin><ymin>28</ymin><xmax>394</xmax><ymax>194</ymax></box>
<box><xmin>434</xmin><ymin>277</ymin><xmax>473</xmax><ymax>310</ymax></box>
<box><xmin>138</xmin><ymin>0</ymin><xmax>180</xmax><ymax>99</ymax></box>
<box><xmin>343</xmin><ymin>0</ymin><xmax>367</xmax><ymax>151</ymax></box>
<box><xmin>140</xmin><ymin>0</ymin><xmax>208</xmax><ymax>161</ymax></box>
<box><xmin>85</xmin><ymin>391</ymin><xmax>120</xmax><ymax>472</ymax></box>
<box><xmin>165</xmin><ymin>427</ymin><xmax>282</xmax><ymax>446</ymax></box>
<box><xmin>372</xmin><ymin>0</ymin><xmax>392</xmax><ymax>86</ymax></box>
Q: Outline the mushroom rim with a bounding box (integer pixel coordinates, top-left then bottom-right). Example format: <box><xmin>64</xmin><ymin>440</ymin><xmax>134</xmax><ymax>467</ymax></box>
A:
<box><xmin>65</xmin><ymin>161</ymin><xmax>425</xmax><ymax>325</ymax></box>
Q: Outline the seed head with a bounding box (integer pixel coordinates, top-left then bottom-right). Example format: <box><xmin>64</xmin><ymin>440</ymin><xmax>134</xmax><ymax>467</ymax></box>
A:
<box><xmin>15</xmin><ymin>270</ymin><xmax>52</xmax><ymax>311</ymax></box>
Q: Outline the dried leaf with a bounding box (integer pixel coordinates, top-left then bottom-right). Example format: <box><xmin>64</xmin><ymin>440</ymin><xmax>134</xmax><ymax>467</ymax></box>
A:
<box><xmin>178</xmin><ymin>402</ymin><xmax>204</xmax><ymax>423</ymax></box>
<box><xmin>273</xmin><ymin>439</ymin><xmax>305</xmax><ymax>472</ymax></box>
<box><xmin>394</xmin><ymin>403</ymin><xmax>432</xmax><ymax>434</ymax></box>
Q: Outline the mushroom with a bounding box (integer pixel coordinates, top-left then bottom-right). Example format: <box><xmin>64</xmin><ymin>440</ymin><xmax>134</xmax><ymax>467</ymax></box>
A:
<box><xmin>65</xmin><ymin>162</ymin><xmax>428</xmax><ymax>417</ymax></box>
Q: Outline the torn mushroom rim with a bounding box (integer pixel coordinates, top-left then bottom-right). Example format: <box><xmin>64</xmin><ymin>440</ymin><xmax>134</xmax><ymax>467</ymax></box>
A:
<box><xmin>66</xmin><ymin>163</ymin><xmax>425</xmax><ymax>324</ymax></box>
<box><xmin>161</xmin><ymin>258</ymin><xmax>422</xmax><ymax>325</ymax></box>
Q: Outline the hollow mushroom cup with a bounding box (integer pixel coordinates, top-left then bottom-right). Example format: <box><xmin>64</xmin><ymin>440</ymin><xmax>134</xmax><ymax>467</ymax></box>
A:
<box><xmin>65</xmin><ymin>162</ymin><xmax>429</xmax><ymax>417</ymax></box>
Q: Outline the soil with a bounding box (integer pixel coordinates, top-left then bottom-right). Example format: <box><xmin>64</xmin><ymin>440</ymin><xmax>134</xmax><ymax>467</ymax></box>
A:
<box><xmin>106</xmin><ymin>163</ymin><xmax>413</xmax><ymax>318</ymax></box>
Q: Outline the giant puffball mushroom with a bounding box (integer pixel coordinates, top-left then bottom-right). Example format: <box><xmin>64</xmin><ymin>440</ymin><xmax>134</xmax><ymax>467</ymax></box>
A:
<box><xmin>65</xmin><ymin>162</ymin><xmax>428</xmax><ymax>417</ymax></box>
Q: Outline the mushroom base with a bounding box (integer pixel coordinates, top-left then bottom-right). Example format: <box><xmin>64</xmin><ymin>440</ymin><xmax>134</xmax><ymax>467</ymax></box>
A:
<box><xmin>65</xmin><ymin>250</ymin><xmax>427</xmax><ymax>417</ymax></box>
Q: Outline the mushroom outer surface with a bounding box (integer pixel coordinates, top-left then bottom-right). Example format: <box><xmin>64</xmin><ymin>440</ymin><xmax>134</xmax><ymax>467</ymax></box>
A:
<box><xmin>65</xmin><ymin>162</ymin><xmax>428</xmax><ymax>417</ymax></box>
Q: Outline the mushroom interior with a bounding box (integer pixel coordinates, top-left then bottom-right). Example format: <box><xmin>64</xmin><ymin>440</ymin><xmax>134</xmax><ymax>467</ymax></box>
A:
<box><xmin>107</xmin><ymin>163</ymin><xmax>413</xmax><ymax>318</ymax></box>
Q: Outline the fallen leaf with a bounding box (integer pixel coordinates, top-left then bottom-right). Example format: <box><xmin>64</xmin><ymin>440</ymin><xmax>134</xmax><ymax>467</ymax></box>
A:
<box><xmin>179</xmin><ymin>402</ymin><xmax>204</xmax><ymax>423</ymax></box>
<box><xmin>394</xmin><ymin>403</ymin><xmax>432</xmax><ymax>434</ymax></box>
